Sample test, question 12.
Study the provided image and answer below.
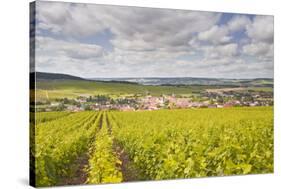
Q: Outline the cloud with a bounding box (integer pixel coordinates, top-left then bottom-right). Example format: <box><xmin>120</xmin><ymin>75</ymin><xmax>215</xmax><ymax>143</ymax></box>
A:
<box><xmin>36</xmin><ymin>36</ymin><xmax>105</xmax><ymax>60</ymax></box>
<box><xmin>241</xmin><ymin>16</ymin><xmax>274</xmax><ymax>62</ymax></box>
<box><xmin>246</xmin><ymin>15</ymin><xmax>274</xmax><ymax>44</ymax></box>
<box><xmin>36</xmin><ymin>1</ymin><xmax>221</xmax><ymax>54</ymax></box>
<box><xmin>165</xmin><ymin>57</ymin><xmax>272</xmax><ymax>79</ymax></box>
<box><xmin>227</xmin><ymin>15</ymin><xmax>251</xmax><ymax>32</ymax></box>
<box><xmin>35</xmin><ymin>36</ymin><xmax>108</xmax><ymax>77</ymax></box>
<box><xmin>203</xmin><ymin>43</ymin><xmax>238</xmax><ymax>59</ymax></box>
<box><xmin>62</xmin><ymin>44</ymin><xmax>105</xmax><ymax>60</ymax></box>
<box><xmin>36</xmin><ymin>2</ymin><xmax>106</xmax><ymax>36</ymax></box>
<box><xmin>34</xmin><ymin>1</ymin><xmax>274</xmax><ymax>79</ymax></box>
<box><xmin>243</xmin><ymin>42</ymin><xmax>273</xmax><ymax>61</ymax></box>
<box><xmin>197</xmin><ymin>25</ymin><xmax>231</xmax><ymax>45</ymax></box>
<box><xmin>107</xmin><ymin>9</ymin><xmax>221</xmax><ymax>53</ymax></box>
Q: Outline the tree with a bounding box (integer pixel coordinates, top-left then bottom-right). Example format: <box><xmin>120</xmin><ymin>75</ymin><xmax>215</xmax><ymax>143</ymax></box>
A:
<box><xmin>84</xmin><ymin>104</ymin><xmax>92</xmax><ymax>111</ymax></box>
<box><xmin>55</xmin><ymin>103</ymin><xmax>65</xmax><ymax>111</ymax></box>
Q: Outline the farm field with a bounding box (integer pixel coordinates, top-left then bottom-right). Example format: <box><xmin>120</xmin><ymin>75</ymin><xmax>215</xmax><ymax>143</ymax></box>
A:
<box><xmin>34</xmin><ymin>80</ymin><xmax>273</xmax><ymax>102</ymax></box>
<box><xmin>34</xmin><ymin>80</ymin><xmax>252</xmax><ymax>101</ymax></box>
<box><xmin>32</xmin><ymin>107</ymin><xmax>273</xmax><ymax>187</ymax></box>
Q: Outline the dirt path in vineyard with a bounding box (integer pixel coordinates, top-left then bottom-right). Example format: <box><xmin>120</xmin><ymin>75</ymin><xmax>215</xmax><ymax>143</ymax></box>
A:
<box><xmin>60</xmin><ymin>112</ymin><xmax>103</xmax><ymax>186</ymax></box>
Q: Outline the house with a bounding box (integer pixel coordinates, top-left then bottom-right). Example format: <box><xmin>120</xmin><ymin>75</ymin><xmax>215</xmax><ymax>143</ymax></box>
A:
<box><xmin>120</xmin><ymin>105</ymin><xmax>135</xmax><ymax>111</ymax></box>
<box><xmin>208</xmin><ymin>104</ymin><xmax>217</xmax><ymax>108</ymax></box>
<box><xmin>249</xmin><ymin>101</ymin><xmax>259</xmax><ymax>107</ymax></box>
<box><xmin>175</xmin><ymin>98</ymin><xmax>191</xmax><ymax>108</ymax></box>
<box><xmin>67</xmin><ymin>105</ymin><xmax>83</xmax><ymax>112</ymax></box>
<box><xmin>51</xmin><ymin>102</ymin><xmax>59</xmax><ymax>106</ymax></box>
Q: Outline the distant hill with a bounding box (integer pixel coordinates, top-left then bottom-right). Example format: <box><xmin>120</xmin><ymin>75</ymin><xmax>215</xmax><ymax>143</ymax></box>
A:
<box><xmin>31</xmin><ymin>72</ymin><xmax>273</xmax><ymax>87</ymax></box>
<box><xmin>31</xmin><ymin>72</ymin><xmax>86</xmax><ymax>81</ymax></box>
<box><xmin>32</xmin><ymin>72</ymin><xmax>141</xmax><ymax>85</ymax></box>
<box><xmin>90</xmin><ymin>77</ymin><xmax>273</xmax><ymax>87</ymax></box>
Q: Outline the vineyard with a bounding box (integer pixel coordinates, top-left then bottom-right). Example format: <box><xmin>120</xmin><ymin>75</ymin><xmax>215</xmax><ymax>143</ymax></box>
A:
<box><xmin>32</xmin><ymin>107</ymin><xmax>273</xmax><ymax>187</ymax></box>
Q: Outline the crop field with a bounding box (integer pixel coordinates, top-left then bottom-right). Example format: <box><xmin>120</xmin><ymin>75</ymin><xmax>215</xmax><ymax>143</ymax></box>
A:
<box><xmin>32</xmin><ymin>107</ymin><xmax>273</xmax><ymax>187</ymax></box>
<box><xmin>35</xmin><ymin>80</ymin><xmax>230</xmax><ymax>101</ymax></box>
<box><xmin>34</xmin><ymin>80</ymin><xmax>273</xmax><ymax>102</ymax></box>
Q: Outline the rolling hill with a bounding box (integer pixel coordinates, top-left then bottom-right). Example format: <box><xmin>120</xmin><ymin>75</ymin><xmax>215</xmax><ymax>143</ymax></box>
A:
<box><xmin>31</xmin><ymin>72</ymin><xmax>86</xmax><ymax>81</ymax></box>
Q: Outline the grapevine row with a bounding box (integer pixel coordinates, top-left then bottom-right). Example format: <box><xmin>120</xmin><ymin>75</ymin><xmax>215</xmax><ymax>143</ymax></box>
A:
<box><xmin>35</xmin><ymin>111</ymin><xmax>101</xmax><ymax>187</ymax></box>
<box><xmin>109</xmin><ymin>107</ymin><xmax>273</xmax><ymax>180</ymax></box>
<box><xmin>86</xmin><ymin>112</ymin><xmax>123</xmax><ymax>184</ymax></box>
<box><xmin>35</xmin><ymin>111</ymin><xmax>72</xmax><ymax>124</ymax></box>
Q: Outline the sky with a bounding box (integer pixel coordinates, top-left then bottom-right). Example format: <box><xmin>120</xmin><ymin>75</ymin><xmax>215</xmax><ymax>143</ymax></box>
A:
<box><xmin>32</xmin><ymin>1</ymin><xmax>274</xmax><ymax>79</ymax></box>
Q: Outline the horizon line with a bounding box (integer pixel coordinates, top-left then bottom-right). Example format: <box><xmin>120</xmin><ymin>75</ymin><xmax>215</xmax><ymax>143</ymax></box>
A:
<box><xmin>34</xmin><ymin>71</ymin><xmax>274</xmax><ymax>80</ymax></box>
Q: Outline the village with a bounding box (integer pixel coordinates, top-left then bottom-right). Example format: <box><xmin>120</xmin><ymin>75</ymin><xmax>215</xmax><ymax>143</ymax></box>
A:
<box><xmin>36</xmin><ymin>89</ymin><xmax>273</xmax><ymax>112</ymax></box>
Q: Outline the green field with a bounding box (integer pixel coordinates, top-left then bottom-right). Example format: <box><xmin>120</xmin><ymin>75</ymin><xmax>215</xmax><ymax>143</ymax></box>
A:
<box><xmin>32</xmin><ymin>107</ymin><xmax>273</xmax><ymax>187</ymax></box>
<box><xmin>35</xmin><ymin>80</ymin><xmax>213</xmax><ymax>100</ymax></box>
<box><xmin>34</xmin><ymin>80</ymin><xmax>272</xmax><ymax>101</ymax></box>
